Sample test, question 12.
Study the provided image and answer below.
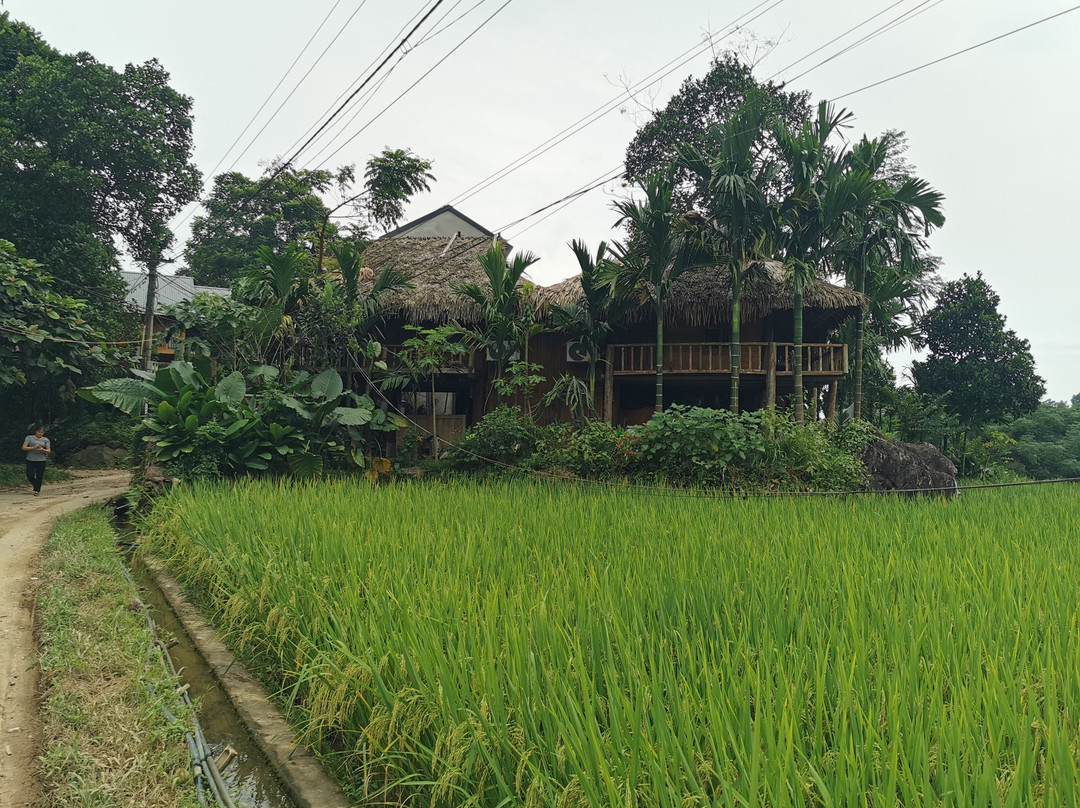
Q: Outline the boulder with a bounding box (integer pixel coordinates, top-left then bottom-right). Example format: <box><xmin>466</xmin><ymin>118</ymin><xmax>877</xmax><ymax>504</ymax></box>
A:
<box><xmin>860</xmin><ymin>437</ymin><xmax>958</xmax><ymax>496</ymax></box>
<box><xmin>66</xmin><ymin>444</ymin><xmax>130</xmax><ymax>469</ymax></box>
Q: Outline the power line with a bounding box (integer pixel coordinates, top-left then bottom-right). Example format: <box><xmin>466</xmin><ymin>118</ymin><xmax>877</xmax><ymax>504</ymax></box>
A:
<box><xmin>171</xmin><ymin>0</ymin><xmax>360</xmax><ymax>235</ymax></box>
<box><xmin>448</xmin><ymin>0</ymin><xmax>789</xmax><ymax>208</ymax></box>
<box><xmin>783</xmin><ymin>0</ymin><xmax>944</xmax><ymax>85</ymax></box>
<box><xmin>302</xmin><ymin>0</ymin><xmax>495</xmax><ymax>167</ymax></box>
<box><xmin>285</xmin><ymin>0</ymin><xmax>450</xmax><ymax>168</ymax></box>
<box><xmin>308</xmin><ymin>0</ymin><xmax>518</xmax><ymax>171</ymax></box>
<box><xmin>766</xmin><ymin>0</ymin><xmax>910</xmax><ymax>80</ymax></box>
<box><xmin>833</xmin><ymin>3</ymin><xmax>1080</xmax><ymax>100</ymax></box>
<box><xmin>276</xmin><ymin>1</ymin><xmax>440</xmax><ymax>165</ymax></box>
<box><xmin>160</xmin><ymin>2</ymin><xmax>452</xmax><ymax>266</ymax></box>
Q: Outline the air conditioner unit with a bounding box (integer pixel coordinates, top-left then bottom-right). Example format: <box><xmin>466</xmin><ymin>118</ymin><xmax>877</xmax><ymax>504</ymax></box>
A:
<box><xmin>485</xmin><ymin>344</ymin><xmax>519</xmax><ymax>362</ymax></box>
<box><xmin>565</xmin><ymin>341</ymin><xmax>591</xmax><ymax>363</ymax></box>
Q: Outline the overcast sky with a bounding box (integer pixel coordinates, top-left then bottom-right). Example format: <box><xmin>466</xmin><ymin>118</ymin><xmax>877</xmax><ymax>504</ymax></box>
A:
<box><xmin>6</xmin><ymin>0</ymin><xmax>1078</xmax><ymax>400</ymax></box>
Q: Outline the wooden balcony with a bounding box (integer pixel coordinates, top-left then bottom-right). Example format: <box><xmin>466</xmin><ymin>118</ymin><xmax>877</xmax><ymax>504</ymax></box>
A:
<box><xmin>610</xmin><ymin>342</ymin><xmax>847</xmax><ymax>376</ymax></box>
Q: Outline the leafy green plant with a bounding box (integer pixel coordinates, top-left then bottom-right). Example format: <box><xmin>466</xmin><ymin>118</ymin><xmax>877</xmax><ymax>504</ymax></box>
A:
<box><xmin>447</xmin><ymin>406</ymin><xmax>542</xmax><ymax>471</ymax></box>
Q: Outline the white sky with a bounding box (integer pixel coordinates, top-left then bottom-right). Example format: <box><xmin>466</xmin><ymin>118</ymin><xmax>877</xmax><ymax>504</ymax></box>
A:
<box><xmin>6</xmin><ymin>0</ymin><xmax>1079</xmax><ymax>400</ymax></box>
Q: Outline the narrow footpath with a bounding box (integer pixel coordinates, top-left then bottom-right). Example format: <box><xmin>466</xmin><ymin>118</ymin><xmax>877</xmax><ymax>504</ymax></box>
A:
<box><xmin>0</xmin><ymin>471</ymin><xmax>131</xmax><ymax>808</ymax></box>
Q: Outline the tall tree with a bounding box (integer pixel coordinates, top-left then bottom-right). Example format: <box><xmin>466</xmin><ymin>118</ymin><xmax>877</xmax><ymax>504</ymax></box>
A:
<box><xmin>184</xmin><ymin>148</ymin><xmax>433</xmax><ymax>288</ymax></box>
<box><xmin>772</xmin><ymin>101</ymin><xmax>859</xmax><ymax>422</ymax></box>
<box><xmin>838</xmin><ymin>133</ymin><xmax>945</xmax><ymax>419</ymax></box>
<box><xmin>609</xmin><ymin>171</ymin><xmax>710</xmax><ymax>413</ymax></box>
<box><xmin>547</xmin><ymin>240</ymin><xmax>634</xmax><ymax>417</ymax></box>
<box><xmin>0</xmin><ymin>13</ymin><xmax>201</xmax><ymax>327</ymax></box>
<box><xmin>678</xmin><ymin>98</ymin><xmax>777</xmax><ymax>413</ymax></box>
<box><xmin>625</xmin><ymin>53</ymin><xmax>810</xmax><ymax>211</ymax></box>
<box><xmin>912</xmin><ymin>273</ymin><xmax>1045</xmax><ymax>430</ymax></box>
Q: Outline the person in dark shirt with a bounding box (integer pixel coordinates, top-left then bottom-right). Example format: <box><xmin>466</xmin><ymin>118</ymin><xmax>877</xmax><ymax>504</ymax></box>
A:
<box><xmin>21</xmin><ymin>425</ymin><xmax>51</xmax><ymax>496</ymax></box>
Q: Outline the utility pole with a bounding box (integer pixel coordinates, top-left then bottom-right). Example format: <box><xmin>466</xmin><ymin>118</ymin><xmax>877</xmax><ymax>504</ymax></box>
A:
<box><xmin>140</xmin><ymin>259</ymin><xmax>160</xmax><ymax>371</ymax></box>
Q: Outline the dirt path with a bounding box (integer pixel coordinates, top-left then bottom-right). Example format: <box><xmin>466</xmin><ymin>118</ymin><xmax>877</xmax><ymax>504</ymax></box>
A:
<box><xmin>0</xmin><ymin>471</ymin><xmax>131</xmax><ymax>808</ymax></box>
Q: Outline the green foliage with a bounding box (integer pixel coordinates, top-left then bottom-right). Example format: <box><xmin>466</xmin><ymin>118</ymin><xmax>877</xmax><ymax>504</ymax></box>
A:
<box><xmin>0</xmin><ymin>240</ymin><xmax>114</xmax><ymax>388</ymax></box>
<box><xmin>540</xmin><ymin>374</ymin><xmax>593</xmax><ymax>428</ymax></box>
<box><xmin>0</xmin><ymin>463</ymin><xmax>70</xmax><ymax>488</ymax></box>
<box><xmin>625</xmin><ymin>53</ymin><xmax>810</xmax><ymax>208</ymax></box>
<box><xmin>1001</xmin><ymin>398</ymin><xmax>1080</xmax><ymax>480</ymax></box>
<box><xmin>184</xmin><ymin>147</ymin><xmax>434</xmax><ymax>288</ymax></box>
<box><xmin>616</xmin><ymin>405</ymin><xmax>865</xmax><ymax>491</ymax></box>
<box><xmin>183</xmin><ymin>166</ymin><xmax>351</xmax><ymax>288</ymax></box>
<box><xmin>145</xmin><ymin>480</ymin><xmax>1080</xmax><ymax>805</ymax></box>
<box><xmin>363</xmin><ymin>148</ymin><xmax>436</xmax><ymax>232</ymax></box>
<box><xmin>453</xmin><ymin>242</ymin><xmax>540</xmax><ymax>397</ymax></box>
<box><xmin>0</xmin><ymin>13</ymin><xmax>200</xmax><ymax>322</ymax></box>
<box><xmin>526</xmin><ymin>419</ymin><xmax>625</xmax><ymax>479</ymax></box>
<box><xmin>447</xmin><ymin>406</ymin><xmax>542</xmax><ymax>470</ymax></box>
<box><xmin>82</xmin><ymin>361</ymin><xmax>395</xmax><ymax>479</ymax></box>
<box><xmin>913</xmin><ymin>273</ymin><xmax>1045</xmax><ymax>428</ymax></box>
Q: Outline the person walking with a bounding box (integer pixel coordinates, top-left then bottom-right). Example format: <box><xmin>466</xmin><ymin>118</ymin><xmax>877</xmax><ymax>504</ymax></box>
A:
<box><xmin>21</xmin><ymin>425</ymin><xmax>51</xmax><ymax>496</ymax></box>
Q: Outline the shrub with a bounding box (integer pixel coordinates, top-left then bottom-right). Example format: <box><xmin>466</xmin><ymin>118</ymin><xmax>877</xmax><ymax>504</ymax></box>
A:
<box><xmin>617</xmin><ymin>406</ymin><xmax>866</xmax><ymax>492</ymax></box>
<box><xmin>448</xmin><ymin>406</ymin><xmax>542</xmax><ymax>472</ymax></box>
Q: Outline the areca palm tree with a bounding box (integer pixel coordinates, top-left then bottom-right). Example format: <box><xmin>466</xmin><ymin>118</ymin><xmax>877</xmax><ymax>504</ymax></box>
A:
<box><xmin>772</xmin><ymin>101</ymin><xmax>857</xmax><ymax>422</ymax></box>
<box><xmin>453</xmin><ymin>241</ymin><xmax>539</xmax><ymax>403</ymax></box>
<box><xmin>608</xmin><ymin>171</ymin><xmax>710</xmax><ymax>413</ymax></box>
<box><xmin>838</xmin><ymin>134</ymin><xmax>945</xmax><ymax>419</ymax></box>
<box><xmin>678</xmin><ymin>98</ymin><xmax>777</xmax><ymax>413</ymax></box>
<box><xmin>548</xmin><ymin>239</ymin><xmax>634</xmax><ymax>418</ymax></box>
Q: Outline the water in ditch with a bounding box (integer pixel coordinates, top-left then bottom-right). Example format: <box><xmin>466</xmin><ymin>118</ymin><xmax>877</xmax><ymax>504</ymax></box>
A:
<box><xmin>129</xmin><ymin>557</ymin><xmax>297</xmax><ymax>808</ymax></box>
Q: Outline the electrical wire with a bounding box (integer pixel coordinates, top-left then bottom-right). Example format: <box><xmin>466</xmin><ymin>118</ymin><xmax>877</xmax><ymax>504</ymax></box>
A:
<box><xmin>308</xmin><ymin>0</ymin><xmax>518</xmax><ymax>171</ymax></box>
<box><xmin>448</xmin><ymin>0</ymin><xmax>788</xmax><ymax>208</ymax></box>
<box><xmin>832</xmin><ymin>3</ymin><xmax>1080</xmax><ymax>100</ymax></box>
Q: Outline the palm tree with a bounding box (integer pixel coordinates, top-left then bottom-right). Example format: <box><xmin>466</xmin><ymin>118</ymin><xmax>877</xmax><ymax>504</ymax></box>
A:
<box><xmin>678</xmin><ymin>98</ymin><xmax>776</xmax><ymax>413</ymax></box>
<box><xmin>772</xmin><ymin>101</ymin><xmax>862</xmax><ymax>422</ymax></box>
<box><xmin>608</xmin><ymin>171</ymin><xmax>710</xmax><ymax>413</ymax></box>
<box><xmin>453</xmin><ymin>241</ymin><xmax>539</xmax><ymax>404</ymax></box>
<box><xmin>547</xmin><ymin>239</ymin><xmax>634</xmax><ymax>418</ymax></box>
<box><xmin>838</xmin><ymin>134</ymin><xmax>945</xmax><ymax>419</ymax></box>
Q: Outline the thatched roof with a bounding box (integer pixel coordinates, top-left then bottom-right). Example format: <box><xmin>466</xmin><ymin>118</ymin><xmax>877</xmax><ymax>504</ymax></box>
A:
<box><xmin>531</xmin><ymin>260</ymin><xmax>867</xmax><ymax>330</ymax></box>
<box><xmin>364</xmin><ymin>237</ymin><xmax>866</xmax><ymax>330</ymax></box>
<box><xmin>362</xmin><ymin>235</ymin><xmax>502</xmax><ymax>324</ymax></box>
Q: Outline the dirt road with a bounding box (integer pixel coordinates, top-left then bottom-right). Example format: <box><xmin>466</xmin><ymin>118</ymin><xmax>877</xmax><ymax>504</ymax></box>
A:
<box><xmin>0</xmin><ymin>471</ymin><xmax>131</xmax><ymax>808</ymax></box>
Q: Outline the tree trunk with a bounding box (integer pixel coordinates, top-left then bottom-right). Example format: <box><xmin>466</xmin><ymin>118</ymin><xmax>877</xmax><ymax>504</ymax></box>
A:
<box><xmin>654</xmin><ymin>301</ymin><xmax>664</xmax><ymax>413</ymax></box>
<box><xmin>793</xmin><ymin>280</ymin><xmax>804</xmax><ymax>424</ymax></box>
<box><xmin>587</xmin><ymin>353</ymin><xmax>598</xmax><ymax>420</ymax></box>
<box><xmin>431</xmin><ymin>376</ymin><xmax>439</xmax><ymax>461</ymax></box>
<box><xmin>604</xmin><ymin>345</ymin><xmax>615</xmax><ymax>424</ymax></box>
<box><xmin>853</xmin><ymin>250</ymin><xmax>867</xmax><ymax>420</ymax></box>
<box><xmin>730</xmin><ymin>274</ymin><xmax>742</xmax><ymax>413</ymax></box>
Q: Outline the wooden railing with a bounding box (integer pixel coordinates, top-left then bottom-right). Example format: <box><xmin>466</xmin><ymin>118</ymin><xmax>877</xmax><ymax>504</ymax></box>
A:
<box><xmin>611</xmin><ymin>342</ymin><xmax>847</xmax><ymax>376</ymax></box>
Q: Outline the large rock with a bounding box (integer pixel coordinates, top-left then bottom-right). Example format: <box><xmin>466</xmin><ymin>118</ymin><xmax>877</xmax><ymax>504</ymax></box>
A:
<box><xmin>860</xmin><ymin>437</ymin><xmax>958</xmax><ymax>496</ymax></box>
<box><xmin>66</xmin><ymin>444</ymin><xmax>130</xmax><ymax>469</ymax></box>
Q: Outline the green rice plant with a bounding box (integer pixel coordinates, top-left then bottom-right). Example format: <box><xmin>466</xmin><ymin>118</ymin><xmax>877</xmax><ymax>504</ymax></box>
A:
<box><xmin>142</xmin><ymin>479</ymin><xmax>1080</xmax><ymax>806</ymax></box>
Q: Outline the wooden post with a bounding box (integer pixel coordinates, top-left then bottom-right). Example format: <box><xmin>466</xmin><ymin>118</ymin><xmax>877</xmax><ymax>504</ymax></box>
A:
<box><xmin>604</xmin><ymin>345</ymin><xmax>615</xmax><ymax>424</ymax></box>
<box><xmin>765</xmin><ymin>341</ymin><xmax>776</xmax><ymax>410</ymax></box>
<box><xmin>826</xmin><ymin>381</ymin><xmax>838</xmax><ymax>423</ymax></box>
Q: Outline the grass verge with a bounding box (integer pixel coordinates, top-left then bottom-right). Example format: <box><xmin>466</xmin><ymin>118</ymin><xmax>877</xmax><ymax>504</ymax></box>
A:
<box><xmin>36</xmin><ymin>508</ymin><xmax>198</xmax><ymax>808</ymax></box>
<box><xmin>0</xmin><ymin>463</ymin><xmax>71</xmax><ymax>489</ymax></box>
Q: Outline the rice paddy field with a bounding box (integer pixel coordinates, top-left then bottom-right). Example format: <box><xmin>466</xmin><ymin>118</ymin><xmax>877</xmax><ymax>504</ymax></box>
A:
<box><xmin>143</xmin><ymin>479</ymin><xmax>1080</xmax><ymax>807</ymax></box>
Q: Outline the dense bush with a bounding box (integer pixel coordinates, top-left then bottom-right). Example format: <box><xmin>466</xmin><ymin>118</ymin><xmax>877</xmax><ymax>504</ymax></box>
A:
<box><xmin>1001</xmin><ymin>397</ymin><xmax>1080</xmax><ymax>480</ymax></box>
<box><xmin>450</xmin><ymin>405</ymin><xmax>870</xmax><ymax>492</ymax></box>
<box><xmin>618</xmin><ymin>406</ymin><xmax>867</xmax><ymax>491</ymax></box>
<box><xmin>446</xmin><ymin>406</ymin><xmax>542</xmax><ymax>471</ymax></box>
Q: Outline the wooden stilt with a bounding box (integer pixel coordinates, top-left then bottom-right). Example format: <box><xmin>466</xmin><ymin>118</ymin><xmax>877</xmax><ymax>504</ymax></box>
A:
<box><xmin>765</xmin><ymin>342</ymin><xmax>776</xmax><ymax>410</ymax></box>
<box><xmin>826</xmin><ymin>381</ymin><xmax>838</xmax><ymax>423</ymax></box>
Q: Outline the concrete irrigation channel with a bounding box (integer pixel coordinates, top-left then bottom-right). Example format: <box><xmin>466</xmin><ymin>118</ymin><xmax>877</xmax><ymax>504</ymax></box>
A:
<box><xmin>132</xmin><ymin>555</ymin><xmax>353</xmax><ymax>808</ymax></box>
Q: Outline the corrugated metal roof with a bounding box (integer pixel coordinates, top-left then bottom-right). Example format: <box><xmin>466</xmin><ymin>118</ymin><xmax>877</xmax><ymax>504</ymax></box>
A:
<box><xmin>121</xmin><ymin>271</ymin><xmax>230</xmax><ymax>313</ymax></box>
